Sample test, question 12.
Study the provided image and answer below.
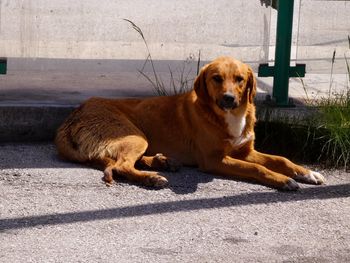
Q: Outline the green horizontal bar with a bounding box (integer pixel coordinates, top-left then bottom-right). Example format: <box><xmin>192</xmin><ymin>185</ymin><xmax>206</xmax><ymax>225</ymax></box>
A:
<box><xmin>258</xmin><ymin>63</ymin><xmax>274</xmax><ymax>77</ymax></box>
<box><xmin>258</xmin><ymin>63</ymin><xmax>306</xmax><ymax>78</ymax></box>
<box><xmin>290</xmin><ymin>64</ymin><xmax>306</xmax><ymax>77</ymax></box>
<box><xmin>0</xmin><ymin>58</ymin><xmax>7</xmax><ymax>74</ymax></box>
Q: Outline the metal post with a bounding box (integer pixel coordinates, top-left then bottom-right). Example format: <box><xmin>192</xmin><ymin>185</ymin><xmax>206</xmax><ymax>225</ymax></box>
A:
<box><xmin>258</xmin><ymin>0</ymin><xmax>305</xmax><ymax>107</ymax></box>
<box><xmin>273</xmin><ymin>0</ymin><xmax>295</xmax><ymax>105</ymax></box>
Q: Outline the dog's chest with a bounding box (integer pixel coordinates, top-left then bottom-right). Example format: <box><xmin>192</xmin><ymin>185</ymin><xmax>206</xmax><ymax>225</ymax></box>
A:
<box><xmin>224</xmin><ymin>113</ymin><xmax>252</xmax><ymax>148</ymax></box>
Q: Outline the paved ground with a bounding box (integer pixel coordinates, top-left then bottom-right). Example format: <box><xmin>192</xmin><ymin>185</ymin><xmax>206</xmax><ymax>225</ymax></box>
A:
<box><xmin>0</xmin><ymin>143</ymin><xmax>349</xmax><ymax>262</ymax></box>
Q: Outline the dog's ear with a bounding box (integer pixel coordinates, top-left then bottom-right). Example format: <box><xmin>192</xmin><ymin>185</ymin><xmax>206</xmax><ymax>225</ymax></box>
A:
<box><xmin>194</xmin><ymin>64</ymin><xmax>209</xmax><ymax>102</ymax></box>
<box><xmin>247</xmin><ymin>66</ymin><xmax>257</xmax><ymax>103</ymax></box>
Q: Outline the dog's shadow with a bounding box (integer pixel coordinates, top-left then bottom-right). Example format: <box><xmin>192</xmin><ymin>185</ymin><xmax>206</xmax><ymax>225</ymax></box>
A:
<box><xmin>165</xmin><ymin>168</ymin><xmax>215</xmax><ymax>194</ymax></box>
<box><xmin>114</xmin><ymin>167</ymin><xmax>214</xmax><ymax>195</ymax></box>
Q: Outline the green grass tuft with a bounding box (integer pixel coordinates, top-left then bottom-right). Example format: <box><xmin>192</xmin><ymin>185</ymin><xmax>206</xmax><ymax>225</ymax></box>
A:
<box><xmin>314</xmin><ymin>93</ymin><xmax>350</xmax><ymax>170</ymax></box>
<box><xmin>295</xmin><ymin>37</ymin><xmax>350</xmax><ymax>170</ymax></box>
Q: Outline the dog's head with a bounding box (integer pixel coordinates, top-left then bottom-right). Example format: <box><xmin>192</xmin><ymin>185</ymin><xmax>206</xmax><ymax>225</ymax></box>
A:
<box><xmin>194</xmin><ymin>57</ymin><xmax>256</xmax><ymax>112</ymax></box>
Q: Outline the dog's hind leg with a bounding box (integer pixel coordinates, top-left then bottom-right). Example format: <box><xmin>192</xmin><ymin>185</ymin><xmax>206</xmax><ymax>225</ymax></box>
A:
<box><xmin>96</xmin><ymin>135</ymin><xmax>169</xmax><ymax>188</ymax></box>
<box><xmin>137</xmin><ymin>154</ymin><xmax>181</xmax><ymax>172</ymax></box>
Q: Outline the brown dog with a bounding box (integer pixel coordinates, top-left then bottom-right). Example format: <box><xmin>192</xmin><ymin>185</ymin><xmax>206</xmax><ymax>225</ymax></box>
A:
<box><xmin>55</xmin><ymin>56</ymin><xmax>324</xmax><ymax>190</ymax></box>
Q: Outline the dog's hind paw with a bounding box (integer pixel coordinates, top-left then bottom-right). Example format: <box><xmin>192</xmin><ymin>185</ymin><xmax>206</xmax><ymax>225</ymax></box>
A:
<box><xmin>103</xmin><ymin>167</ymin><xmax>114</xmax><ymax>185</ymax></box>
<box><xmin>154</xmin><ymin>153</ymin><xmax>181</xmax><ymax>172</ymax></box>
<box><xmin>146</xmin><ymin>174</ymin><xmax>169</xmax><ymax>188</ymax></box>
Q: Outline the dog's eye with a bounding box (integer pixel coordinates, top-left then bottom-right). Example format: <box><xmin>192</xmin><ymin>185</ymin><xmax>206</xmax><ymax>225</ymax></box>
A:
<box><xmin>212</xmin><ymin>75</ymin><xmax>223</xmax><ymax>83</ymax></box>
<box><xmin>236</xmin><ymin>76</ymin><xmax>244</xmax><ymax>83</ymax></box>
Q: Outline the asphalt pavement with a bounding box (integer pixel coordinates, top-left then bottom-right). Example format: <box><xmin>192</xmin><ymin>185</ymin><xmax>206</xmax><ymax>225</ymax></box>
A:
<box><xmin>0</xmin><ymin>143</ymin><xmax>349</xmax><ymax>262</ymax></box>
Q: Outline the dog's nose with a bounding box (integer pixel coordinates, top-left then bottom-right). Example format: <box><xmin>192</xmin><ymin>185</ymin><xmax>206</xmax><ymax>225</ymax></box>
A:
<box><xmin>220</xmin><ymin>93</ymin><xmax>237</xmax><ymax>109</ymax></box>
<box><xmin>222</xmin><ymin>93</ymin><xmax>235</xmax><ymax>104</ymax></box>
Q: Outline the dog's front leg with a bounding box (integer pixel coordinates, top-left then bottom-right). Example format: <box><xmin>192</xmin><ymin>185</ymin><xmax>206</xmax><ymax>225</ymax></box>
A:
<box><xmin>244</xmin><ymin>150</ymin><xmax>325</xmax><ymax>185</ymax></box>
<box><xmin>202</xmin><ymin>156</ymin><xmax>300</xmax><ymax>191</ymax></box>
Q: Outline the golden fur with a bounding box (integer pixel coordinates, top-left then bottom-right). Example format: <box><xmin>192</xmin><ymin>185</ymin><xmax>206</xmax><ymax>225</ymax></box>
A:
<box><xmin>55</xmin><ymin>57</ymin><xmax>324</xmax><ymax>190</ymax></box>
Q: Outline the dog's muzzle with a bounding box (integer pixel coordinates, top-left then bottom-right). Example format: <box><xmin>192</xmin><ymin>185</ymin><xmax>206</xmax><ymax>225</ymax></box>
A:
<box><xmin>218</xmin><ymin>93</ymin><xmax>238</xmax><ymax>110</ymax></box>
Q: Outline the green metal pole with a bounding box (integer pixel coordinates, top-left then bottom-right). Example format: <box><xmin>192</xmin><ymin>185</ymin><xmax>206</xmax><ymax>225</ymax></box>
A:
<box><xmin>0</xmin><ymin>58</ymin><xmax>7</xmax><ymax>74</ymax></box>
<box><xmin>273</xmin><ymin>0</ymin><xmax>295</xmax><ymax>106</ymax></box>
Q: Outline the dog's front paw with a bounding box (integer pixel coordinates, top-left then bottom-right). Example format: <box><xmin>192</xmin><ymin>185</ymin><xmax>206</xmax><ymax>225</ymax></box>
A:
<box><xmin>294</xmin><ymin>170</ymin><xmax>325</xmax><ymax>185</ymax></box>
<box><xmin>281</xmin><ymin>178</ymin><xmax>300</xmax><ymax>191</ymax></box>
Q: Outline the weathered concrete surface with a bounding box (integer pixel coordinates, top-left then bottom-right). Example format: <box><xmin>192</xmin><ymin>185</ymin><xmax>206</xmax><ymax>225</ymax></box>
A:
<box><xmin>0</xmin><ymin>105</ymin><xmax>74</xmax><ymax>142</ymax></box>
<box><xmin>1</xmin><ymin>0</ymin><xmax>349</xmax><ymax>71</ymax></box>
<box><xmin>0</xmin><ymin>143</ymin><xmax>349</xmax><ymax>262</ymax></box>
<box><xmin>1</xmin><ymin>0</ymin><xmax>271</xmax><ymax>62</ymax></box>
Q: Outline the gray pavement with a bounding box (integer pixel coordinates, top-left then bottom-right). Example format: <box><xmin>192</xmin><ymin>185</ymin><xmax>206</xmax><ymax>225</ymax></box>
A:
<box><xmin>0</xmin><ymin>143</ymin><xmax>350</xmax><ymax>262</ymax></box>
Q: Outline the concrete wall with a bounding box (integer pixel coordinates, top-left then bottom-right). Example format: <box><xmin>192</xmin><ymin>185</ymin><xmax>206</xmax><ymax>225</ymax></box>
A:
<box><xmin>0</xmin><ymin>0</ymin><xmax>349</xmax><ymax>72</ymax></box>
<box><xmin>0</xmin><ymin>0</ymin><xmax>271</xmax><ymax>63</ymax></box>
<box><xmin>296</xmin><ymin>0</ymin><xmax>350</xmax><ymax>73</ymax></box>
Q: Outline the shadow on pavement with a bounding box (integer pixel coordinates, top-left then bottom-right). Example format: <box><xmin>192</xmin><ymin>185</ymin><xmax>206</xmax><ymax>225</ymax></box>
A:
<box><xmin>1</xmin><ymin>183</ymin><xmax>349</xmax><ymax>231</ymax></box>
